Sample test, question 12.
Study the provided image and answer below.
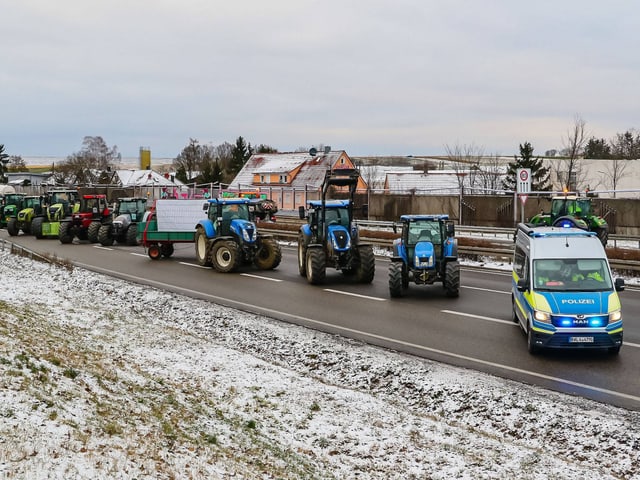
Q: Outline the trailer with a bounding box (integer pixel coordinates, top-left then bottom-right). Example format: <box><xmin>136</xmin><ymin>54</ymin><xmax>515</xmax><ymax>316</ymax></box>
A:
<box><xmin>137</xmin><ymin>200</ymin><xmax>206</xmax><ymax>259</ymax></box>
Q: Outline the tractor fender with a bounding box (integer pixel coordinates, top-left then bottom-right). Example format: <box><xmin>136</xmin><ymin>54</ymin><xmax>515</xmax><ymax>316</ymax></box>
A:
<box><xmin>301</xmin><ymin>223</ymin><xmax>313</xmax><ymax>237</ymax></box>
<box><xmin>196</xmin><ymin>218</ymin><xmax>216</xmax><ymax>238</ymax></box>
<box><xmin>443</xmin><ymin>238</ymin><xmax>458</xmax><ymax>258</ymax></box>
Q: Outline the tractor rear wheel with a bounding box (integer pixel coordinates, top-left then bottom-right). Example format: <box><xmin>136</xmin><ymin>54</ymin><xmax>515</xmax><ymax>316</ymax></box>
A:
<box><xmin>195</xmin><ymin>227</ymin><xmax>212</xmax><ymax>267</ymax></box>
<box><xmin>59</xmin><ymin>222</ymin><xmax>73</xmax><ymax>244</ymax></box>
<box><xmin>32</xmin><ymin>217</ymin><xmax>44</xmax><ymax>239</ymax></box>
<box><xmin>88</xmin><ymin>222</ymin><xmax>101</xmax><ymax>243</ymax></box>
<box><xmin>306</xmin><ymin>248</ymin><xmax>326</xmax><ymax>285</ymax></box>
<box><xmin>212</xmin><ymin>241</ymin><xmax>240</xmax><ymax>273</ymax></box>
<box><xmin>595</xmin><ymin>226</ymin><xmax>608</xmax><ymax>246</ymax></box>
<box><xmin>255</xmin><ymin>237</ymin><xmax>282</xmax><ymax>270</ymax></box>
<box><xmin>389</xmin><ymin>261</ymin><xmax>405</xmax><ymax>298</ymax></box>
<box><xmin>126</xmin><ymin>224</ymin><xmax>139</xmax><ymax>246</ymax></box>
<box><xmin>297</xmin><ymin>233</ymin><xmax>307</xmax><ymax>276</ymax></box>
<box><xmin>444</xmin><ymin>261</ymin><xmax>460</xmax><ymax>297</ymax></box>
<box><xmin>7</xmin><ymin>218</ymin><xmax>19</xmax><ymax>236</ymax></box>
<box><xmin>355</xmin><ymin>245</ymin><xmax>375</xmax><ymax>284</ymax></box>
<box><xmin>98</xmin><ymin>224</ymin><xmax>114</xmax><ymax>246</ymax></box>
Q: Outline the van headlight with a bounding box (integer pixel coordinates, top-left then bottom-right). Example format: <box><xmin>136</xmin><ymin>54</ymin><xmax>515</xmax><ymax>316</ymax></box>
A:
<box><xmin>533</xmin><ymin>310</ymin><xmax>551</xmax><ymax>323</ymax></box>
<box><xmin>608</xmin><ymin>310</ymin><xmax>622</xmax><ymax>323</ymax></box>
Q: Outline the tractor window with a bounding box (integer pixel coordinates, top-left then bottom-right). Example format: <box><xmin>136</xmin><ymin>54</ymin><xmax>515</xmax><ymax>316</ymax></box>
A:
<box><xmin>324</xmin><ymin>207</ymin><xmax>349</xmax><ymax>227</ymax></box>
<box><xmin>221</xmin><ymin>203</ymin><xmax>249</xmax><ymax>221</ymax></box>
<box><xmin>408</xmin><ymin>221</ymin><xmax>440</xmax><ymax>245</ymax></box>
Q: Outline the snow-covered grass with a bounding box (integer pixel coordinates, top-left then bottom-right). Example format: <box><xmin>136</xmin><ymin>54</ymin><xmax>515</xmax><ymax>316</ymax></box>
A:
<box><xmin>1</xmin><ymin>248</ymin><xmax>640</xmax><ymax>479</ymax></box>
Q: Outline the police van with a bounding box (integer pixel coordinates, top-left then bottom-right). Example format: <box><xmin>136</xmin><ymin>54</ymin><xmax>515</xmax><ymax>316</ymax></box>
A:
<box><xmin>512</xmin><ymin>223</ymin><xmax>624</xmax><ymax>354</ymax></box>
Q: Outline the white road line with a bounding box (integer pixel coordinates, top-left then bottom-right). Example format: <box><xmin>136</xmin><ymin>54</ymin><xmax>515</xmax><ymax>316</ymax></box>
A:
<box><xmin>441</xmin><ymin>310</ymin><xmax>516</xmax><ymax>326</ymax></box>
<box><xmin>93</xmin><ymin>246</ymin><xmax>113</xmax><ymax>251</ymax></box>
<box><xmin>130</xmin><ymin>252</ymin><xmax>148</xmax><ymax>257</ymax></box>
<box><xmin>241</xmin><ymin>273</ymin><xmax>283</xmax><ymax>282</ymax></box>
<box><xmin>462</xmin><ymin>285</ymin><xmax>510</xmax><ymax>295</ymax></box>
<box><xmin>323</xmin><ymin>289</ymin><xmax>386</xmax><ymax>302</ymax></box>
<box><xmin>179</xmin><ymin>262</ymin><xmax>210</xmax><ymax>269</ymax></box>
<box><xmin>73</xmin><ymin>262</ymin><xmax>640</xmax><ymax>405</ymax></box>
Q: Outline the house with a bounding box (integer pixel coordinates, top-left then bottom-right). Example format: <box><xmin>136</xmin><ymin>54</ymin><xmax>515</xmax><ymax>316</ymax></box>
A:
<box><xmin>228</xmin><ymin>150</ymin><xmax>368</xmax><ymax>210</ymax></box>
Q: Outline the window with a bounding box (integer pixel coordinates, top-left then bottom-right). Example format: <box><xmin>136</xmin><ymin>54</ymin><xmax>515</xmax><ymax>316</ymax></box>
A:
<box><xmin>279</xmin><ymin>175</ymin><xmax>287</xmax><ymax>183</ymax></box>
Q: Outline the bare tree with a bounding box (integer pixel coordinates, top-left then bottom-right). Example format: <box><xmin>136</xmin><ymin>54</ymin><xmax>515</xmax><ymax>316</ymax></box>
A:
<box><xmin>477</xmin><ymin>153</ymin><xmax>505</xmax><ymax>193</ymax></box>
<box><xmin>598</xmin><ymin>158</ymin><xmax>634</xmax><ymax>198</ymax></box>
<box><xmin>359</xmin><ymin>164</ymin><xmax>384</xmax><ymax>192</ymax></box>
<box><xmin>444</xmin><ymin>143</ymin><xmax>484</xmax><ymax>192</ymax></box>
<box><xmin>556</xmin><ymin>114</ymin><xmax>588</xmax><ymax>191</ymax></box>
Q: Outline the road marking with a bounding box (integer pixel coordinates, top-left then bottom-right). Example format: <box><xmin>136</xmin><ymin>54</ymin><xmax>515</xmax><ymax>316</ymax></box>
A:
<box><xmin>462</xmin><ymin>285</ymin><xmax>510</xmax><ymax>295</ymax></box>
<box><xmin>179</xmin><ymin>262</ymin><xmax>210</xmax><ymax>269</ymax></box>
<box><xmin>241</xmin><ymin>273</ymin><xmax>283</xmax><ymax>282</ymax></box>
<box><xmin>441</xmin><ymin>310</ymin><xmax>516</xmax><ymax>326</ymax></box>
<box><xmin>323</xmin><ymin>289</ymin><xmax>386</xmax><ymax>302</ymax></box>
<box><xmin>72</xmin><ymin>262</ymin><xmax>640</xmax><ymax>406</ymax></box>
<box><xmin>93</xmin><ymin>246</ymin><xmax>113</xmax><ymax>251</ymax></box>
<box><xmin>130</xmin><ymin>252</ymin><xmax>148</xmax><ymax>257</ymax></box>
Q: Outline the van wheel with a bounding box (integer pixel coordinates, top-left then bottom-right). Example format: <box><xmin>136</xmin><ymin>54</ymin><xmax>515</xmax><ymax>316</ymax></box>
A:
<box><xmin>511</xmin><ymin>296</ymin><xmax>519</xmax><ymax>323</ymax></box>
<box><xmin>527</xmin><ymin>323</ymin><xmax>540</xmax><ymax>354</ymax></box>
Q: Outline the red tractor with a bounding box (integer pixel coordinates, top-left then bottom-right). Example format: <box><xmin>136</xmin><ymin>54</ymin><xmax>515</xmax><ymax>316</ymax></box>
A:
<box><xmin>59</xmin><ymin>194</ymin><xmax>112</xmax><ymax>244</ymax></box>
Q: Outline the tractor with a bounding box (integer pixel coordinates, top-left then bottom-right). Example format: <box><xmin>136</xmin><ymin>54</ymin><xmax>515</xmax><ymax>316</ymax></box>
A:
<box><xmin>194</xmin><ymin>198</ymin><xmax>282</xmax><ymax>273</ymax></box>
<box><xmin>7</xmin><ymin>195</ymin><xmax>44</xmax><ymax>236</ymax></box>
<box><xmin>0</xmin><ymin>193</ymin><xmax>26</xmax><ymax>228</ymax></box>
<box><xmin>59</xmin><ymin>194</ymin><xmax>111</xmax><ymax>244</ymax></box>
<box><xmin>528</xmin><ymin>195</ymin><xmax>608</xmax><ymax>246</ymax></box>
<box><xmin>98</xmin><ymin>197</ymin><xmax>147</xmax><ymax>246</ymax></box>
<box><xmin>388</xmin><ymin>214</ymin><xmax>459</xmax><ymax>298</ymax></box>
<box><xmin>297</xmin><ymin>168</ymin><xmax>375</xmax><ymax>285</ymax></box>
<box><xmin>32</xmin><ymin>189</ymin><xmax>80</xmax><ymax>239</ymax></box>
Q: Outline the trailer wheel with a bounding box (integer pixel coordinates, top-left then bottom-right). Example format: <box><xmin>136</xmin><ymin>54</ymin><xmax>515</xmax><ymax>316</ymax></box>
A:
<box><xmin>212</xmin><ymin>241</ymin><xmax>240</xmax><ymax>273</ymax></box>
<box><xmin>444</xmin><ymin>261</ymin><xmax>460</xmax><ymax>297</ymax></box>
<box><xmin>148</xmin><ymin>244</ymin><xmax>162</xmax><ymax>260</ymax></box>
<box><xmin>98</xmin><ymin>224</ymin><xmax>114</xmax><ymax>246</ymax></box>
<box><xmin>255</xmin><ymin>238</ymin><xmax>282</xmax><ymax>270</ymax></box>
<box><xmin>195</xmin><ymin>227</ymin><xmax>212</xmax><ymax>267</ymax></box>
<box><xmin>389</xmin><ymin>261</ymin><xmax>405</xmax><ymax>298</ymax></box>
<box><xmin>161</xmin><ymin>243</ymin><xmax>174</xmax><ymax>257</ymax></box>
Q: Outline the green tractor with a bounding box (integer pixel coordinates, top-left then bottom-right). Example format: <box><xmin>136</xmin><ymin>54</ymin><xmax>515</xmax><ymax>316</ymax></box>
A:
<box><xmin>32</xmin><ymin>189</ymin><xmax>80</xmax><ymax>239</ymax></box>
<box><xmin>528</xmin><ymin>195</ymin><xmax>608</xmax><ymax>246</ymax></box>
<box><xmin>0</xmin><ymin>193</ymin><xmax>26</xmax><ymax>228</ymax></box>
<box><xmin>7</xmin><ymin>196</ymin><xmax>44</xmax><ymax>236</ymax></box>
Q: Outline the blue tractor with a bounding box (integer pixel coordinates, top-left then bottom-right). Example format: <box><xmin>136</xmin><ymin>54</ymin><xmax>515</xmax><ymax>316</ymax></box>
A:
<box><xmin>194</xmin><ymin>198</ymin><xmax>282</xmax><ymax>273</ymax></box>
<box><xmin>389</xmin><ymin>214</ymin><xmax>459</xmax><ymax>298</ymax></box>
<box><xmin>298</xmin><ymin>168</ymin><xmax>375</xmax><ymax>285</ymax></box>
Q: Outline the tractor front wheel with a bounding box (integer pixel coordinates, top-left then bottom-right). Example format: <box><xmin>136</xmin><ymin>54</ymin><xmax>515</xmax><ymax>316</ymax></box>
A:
<box><xmin>7</xmin><ymin>218</ymin><xmax>19</xmax><ymax>236</ymax></box>
<box><xmin>98</xmin><ymin>224</ymin><xmax>114</xmax><ymax>246</ymax></box>
<box><xmin>126</xmin><ymin>224</ymin><xmax>139</xmax><ymax>246</ymax></box>
<box><xmin>255</xmin><ymin>238</ymin><xmax>282</xmax><ymax>270</ymax></box>
<box><xmin>306</xmin><ymin>248</ymin><xmax>326</xmax><ymax>285</ymax></box>
<box><xmin>297</xmin><ymin>233</ymin><xmax>307</xmax><ymax>276</ymax></box>
<box><xmin>212</xmin><ymin>241</ymin><xmax>240</xmax><ymax>273</ymax></box>
<box><xmin>355</xmin><ymin>245</ymin><xmax>375</xmax><ymax>284</ymax></box>
<box><xmin>444</xmin><ymin>261</ymin><xmax>460</xmax><ymax>297</ymax></box>
<box><xmin>389</xmin><ymin>261</ymin><xmax>405</xmax><ymax>298</ymax></box>
<box><xmin>59</xmin><ymin>222</ymin><xmax>73</xmax><ymax>244</ymax></box>
<box><xmin>88</xmin><ymin>222</ymin><xmax>101</xmax><ymax>243</ymax></box>
<box><xmin>32</xmin><ymin>217</ymin><xmax>44</xmax><ymax>239</ymax></box>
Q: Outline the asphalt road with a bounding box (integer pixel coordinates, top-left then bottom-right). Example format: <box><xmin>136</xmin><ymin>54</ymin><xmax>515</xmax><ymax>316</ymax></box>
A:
<box><xmin>4</xmin><ymin>230</ymin><xmax>640</xmax><ymax>411</ymax></box>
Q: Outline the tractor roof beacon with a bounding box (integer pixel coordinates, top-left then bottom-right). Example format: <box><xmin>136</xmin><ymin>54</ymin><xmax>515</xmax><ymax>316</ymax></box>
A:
<box><xmin>389</xmin><ymin>214</ymin><xmax>459</xmax><ymax>298</ymax></box>
<box><xmin>297</xmin><ymin>168</ymin><xmax>375</xmax><ymax>285</ymax></box>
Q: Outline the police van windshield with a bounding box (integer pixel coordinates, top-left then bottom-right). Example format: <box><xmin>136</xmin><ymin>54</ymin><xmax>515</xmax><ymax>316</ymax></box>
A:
<box><xmin>533</xmin><ymin>258</ymin><xmax>613</xmax><ymax>291</ymax></box>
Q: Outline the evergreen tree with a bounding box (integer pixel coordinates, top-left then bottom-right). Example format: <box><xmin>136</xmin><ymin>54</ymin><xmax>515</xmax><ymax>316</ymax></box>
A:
<box><xmin>584</xmin><ymin>137</ymin><xmax>611</xmax><ymax>159</ymax></box>
<box><xmin>502</xmin><ymin>142</ymin><xmax>551</xmax><ymax>192</ymax></box>
<box><xmin>0</xmin><ymin>144</ymin><xmax>9</xmax><ymax>183</ymax></box>
<box><xmin>229</xmin><ymin>136</ymin><xmax>251</xmax><ymax>176</ymax></box>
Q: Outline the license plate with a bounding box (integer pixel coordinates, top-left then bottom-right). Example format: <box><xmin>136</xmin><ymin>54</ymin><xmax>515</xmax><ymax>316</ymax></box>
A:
<box><xmin>569</xmin><ymin>336</ymin><xmax>594</xmax><ymax>343</ymax></box>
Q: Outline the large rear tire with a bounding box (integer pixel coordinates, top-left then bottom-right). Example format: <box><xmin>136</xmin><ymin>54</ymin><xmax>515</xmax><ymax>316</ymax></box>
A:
<box><xmin>212</xmin><ymin>241</ymin><xmax>240</xmax><ymax>273</ymax></box>
<box><xmin>195</xmin><ymin>227</ymin><xmax>212</xmax><ymax>267</ymax></box>
<box><xmin>306</xmin><ymin>248</ymin><xmax>326</xmax><ymax>285</ymax></box>
<box><xmin>595</xmin><ymin>226</ymin><xmax>608</xmax><ymax>247</ymax></box>
<box><xmin>255</xmin><ymin>237</ymin><xmax>282</xmax><ymax>270</ymax></box>
<box><xmin>389</xmin><ymin>261</ymin><xmax>405</xmax><ymax>298</ymax></box>
<box><xmin>88</xmin><ymin>222</ymin><xmax>101</xmax><ymax>243</ymax></box>
<box><xmin>444</xmin><ymin>261</ymin><xmax>460</xmax><ymax>297</ymax></box>
<box><xmin>98</xmin><ymin>224</ymin><xmax>114</xmax><ymax>246</ymax></box>
<box><xmin>59</xmin><ymin>222</ymin><xmax>73</xmax><ymax>244</ymax></box>
<box><xmin>355</xmin><ymin>245</ymin><xmax>375</xmax><ymax>284</ymax></box>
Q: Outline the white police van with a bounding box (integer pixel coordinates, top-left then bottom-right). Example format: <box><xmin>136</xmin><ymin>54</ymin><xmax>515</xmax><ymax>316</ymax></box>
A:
<box><xmin>512</xmin><ymin>223</ymin><xmax>624</xmax><ymax>354</ymax></box>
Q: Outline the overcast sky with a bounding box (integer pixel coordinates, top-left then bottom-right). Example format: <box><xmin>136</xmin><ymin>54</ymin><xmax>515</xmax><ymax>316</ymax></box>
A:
<box><xmin>2</xmin><ymin>1</ymin><xmax>639</xmax><ymax>160</ymax></box>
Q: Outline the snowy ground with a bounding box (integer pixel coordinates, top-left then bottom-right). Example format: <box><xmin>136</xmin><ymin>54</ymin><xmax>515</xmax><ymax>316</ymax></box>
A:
<box><xmin>1</xmin><ymin>247</ymin><xmax>640</xmax><ymax>479</ymax></box>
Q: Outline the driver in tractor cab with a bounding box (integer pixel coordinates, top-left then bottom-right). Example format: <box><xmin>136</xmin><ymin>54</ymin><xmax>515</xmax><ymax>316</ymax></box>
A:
<box><xmin>568</xmin><ymin>202</ymin><xmax>582</xmax><ymax>217</ymax></box>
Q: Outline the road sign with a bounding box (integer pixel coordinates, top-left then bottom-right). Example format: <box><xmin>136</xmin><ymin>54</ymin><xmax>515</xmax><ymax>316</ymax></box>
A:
<box><xmin>517</xmin><ymin>168</ymin><xmax>531</xmax><ymax>194</ymax></box>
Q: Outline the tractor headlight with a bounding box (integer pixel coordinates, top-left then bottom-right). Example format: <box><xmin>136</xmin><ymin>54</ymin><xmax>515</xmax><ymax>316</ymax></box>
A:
<box><xmin>533</xmin><ymin>310</ymin><xmax>551</xmax><ymax>323</ymax></box>
<box><xmin>414</xmin><ymin>254</ymin><xmax>434</xmax><ymax>268</ymax></box>
<box><xmin>242</xmin><ymin>228</ymin><xmax>256</xmax><ymax>242</ymax></box>
<box><xmin>332</xmin><ymin>235</ymin><xmax>350</xmax><ymax>250</ymax></box>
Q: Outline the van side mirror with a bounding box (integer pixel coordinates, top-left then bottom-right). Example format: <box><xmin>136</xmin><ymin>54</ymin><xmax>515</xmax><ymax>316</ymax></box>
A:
<box><xmin>615</xmin><ymin>278</ymin><xmax>625</xmax><ymax>292</ymax></box>
<box><xmin>517</xmin><ymin>278</ymin><xmax>528</xmax><ymax>292</ymax></box>
<box><xmin>298</xmin><ymin>205</ymin><xmax>306</xmax><ymax>220</ymax></box>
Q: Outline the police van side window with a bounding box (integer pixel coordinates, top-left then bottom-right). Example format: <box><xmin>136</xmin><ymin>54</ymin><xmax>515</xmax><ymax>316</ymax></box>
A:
<box><xmin>514</xmin><ymin>245</ymin><xmax>527</xmax><ymax>279</ymax></box>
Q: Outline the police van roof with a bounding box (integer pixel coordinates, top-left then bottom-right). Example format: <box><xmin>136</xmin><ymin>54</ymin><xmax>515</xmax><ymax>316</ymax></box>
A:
<box><xmin>517</xmin><ymin>223</ymin><xmax>597</xmax><ymax>238</ymax></box>
<box><xmin>516</xmin><ymin>224</ymin><xmax>605</xmax><ymax>259</ymax></box>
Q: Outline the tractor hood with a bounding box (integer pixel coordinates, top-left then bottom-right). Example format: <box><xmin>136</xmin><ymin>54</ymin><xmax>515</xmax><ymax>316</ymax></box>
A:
<box><xmin>327</xmin><ymin>224</ymin><xmax>351</xmax><ymax>252</ymax></box>
<box><xmin>414</xmin><ymin>241</ymin><xmax>435</xmax><ymax>269</ymax></box>
<box><xmin>230</xmin><ymin>218</ymin><xmax>257</xmax><ymax>243</ymax></box>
